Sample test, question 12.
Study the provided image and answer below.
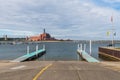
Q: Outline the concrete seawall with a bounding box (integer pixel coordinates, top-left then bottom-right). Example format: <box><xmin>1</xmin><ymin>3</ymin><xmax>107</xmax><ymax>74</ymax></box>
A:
<box><xmin>99</xmin><ymin>47</ymin><xmax>120</xmax><ymax>61</ymax></box>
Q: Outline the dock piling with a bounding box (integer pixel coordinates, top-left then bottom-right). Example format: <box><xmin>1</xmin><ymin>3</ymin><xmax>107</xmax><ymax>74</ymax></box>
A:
<box><xmin>36</xmin><ymin>45</ymin><xmax>39</xmax><ymax>51</ymax></box>
<box><xmin>36</xmin><ymin>45</ymin><xmax>39</xmax><ymax>56</ymax></box>
<box><xmin>27</xmin><ymin>45</ymin><xmax>29</xmax><ymax>55</ymax></box>
<box><xmin>89</xmin><ymin>40</ymin><xmax>92</xmax><ymax>55</ymax></box>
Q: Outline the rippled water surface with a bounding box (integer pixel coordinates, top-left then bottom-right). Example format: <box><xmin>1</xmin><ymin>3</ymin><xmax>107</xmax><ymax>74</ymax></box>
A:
<box><xmin>0</xmin><ymin>41</ymin><xmax>120</xmax><ymax>60</ymax></box>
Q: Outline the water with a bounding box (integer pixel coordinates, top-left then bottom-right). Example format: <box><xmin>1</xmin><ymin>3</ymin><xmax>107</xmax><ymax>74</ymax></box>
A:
<box><xmin>41</xmin><ymin>42</ymin><xmax>78</xmax><ymax>61</ymax></box>
<box><xmin>0</xmin><ymin>41</ymin><xmax>120</xmax><ymax>60</ymax></box>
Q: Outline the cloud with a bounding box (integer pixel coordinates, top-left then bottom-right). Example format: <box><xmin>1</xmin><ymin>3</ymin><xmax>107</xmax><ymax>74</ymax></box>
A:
<box><xmin>0</xmin><ymin>0</ymin><xmax>120</xmax><ymax>40</ymax></box>
<box><xmin>103</xmin><ymin>0</ymin><xmax>120</xmax><ymax>3</ymax></box>
<box><xmin>0</xmin><ymin>29</ymin><xmax>37</xmax><ymax>37</ymax></box>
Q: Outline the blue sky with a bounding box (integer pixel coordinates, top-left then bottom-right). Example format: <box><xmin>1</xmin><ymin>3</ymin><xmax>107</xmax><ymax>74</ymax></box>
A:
<box><xmin>0</xmin><ymin>0</ymin><xmax>120</xmax><ymax>40</ymax></box>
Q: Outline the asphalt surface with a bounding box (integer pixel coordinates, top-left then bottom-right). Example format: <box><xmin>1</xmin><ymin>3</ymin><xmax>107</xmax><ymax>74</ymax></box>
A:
<box><xmin>0</xmin><ymin>61</ymin><xmax>120</xmax><ymax>80</ymax></box>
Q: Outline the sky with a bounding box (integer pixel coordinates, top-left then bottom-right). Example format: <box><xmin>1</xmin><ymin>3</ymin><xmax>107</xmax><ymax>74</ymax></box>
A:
<box><xmin>0</xmin><ymin>0</ymin><xmax>120</xmax><ymax>40</ymax></box>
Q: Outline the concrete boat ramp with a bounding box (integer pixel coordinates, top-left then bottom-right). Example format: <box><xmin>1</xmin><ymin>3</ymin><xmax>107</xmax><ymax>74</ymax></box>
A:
<box><xmin>0</xmin><ymin>61</ymin><xmax>120</xmax><ymax>80</ymax></box>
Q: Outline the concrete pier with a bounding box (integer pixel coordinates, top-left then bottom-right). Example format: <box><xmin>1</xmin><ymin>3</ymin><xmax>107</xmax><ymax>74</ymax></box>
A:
<box><xmin>99</xmin><ymin>47</ymin><xmax>120</xmax><ymax>61</ymax></box>
<box><xmin>0</xmin><ymin>61</ymin><xmax>120</xmax><ymax>80</ymax></box>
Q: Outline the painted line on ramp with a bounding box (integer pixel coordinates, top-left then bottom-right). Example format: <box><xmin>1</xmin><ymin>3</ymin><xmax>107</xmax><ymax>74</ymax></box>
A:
<box><xmin>33</xmin><ymin>64</ymin><xmax>52</xmax><ymax>80</ymax></box>
<box><xmin>10</xmin><ymin>65</ymin><xmax>26</xmax><ymax>70</ymax></box>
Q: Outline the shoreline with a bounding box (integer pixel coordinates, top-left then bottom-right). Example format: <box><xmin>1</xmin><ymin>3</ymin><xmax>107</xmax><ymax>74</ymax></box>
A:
<box><xmin>0</xmin><ymin>40</ymin><xmax>73</xmax><ymax>43</ymax></box>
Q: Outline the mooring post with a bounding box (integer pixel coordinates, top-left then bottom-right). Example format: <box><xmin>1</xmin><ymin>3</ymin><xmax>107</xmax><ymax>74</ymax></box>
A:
<box><xmin>27</xmin><ymin>45</ymin><xmax>29</xmax><ymax>55</ymax></box>
<box><xmin>36</xmin><ymin>45</ymin><xmax>38</xmax><ymax>51</ymax></box>
<box><xmin>36</xmin><ymin>45</ymin><xmax>39</xmax><ymax>56</ymax></box>
<box><xmin>90</xmin><ymin>40</ymin><xmax>92</xmax><ymax>55</ymax></box>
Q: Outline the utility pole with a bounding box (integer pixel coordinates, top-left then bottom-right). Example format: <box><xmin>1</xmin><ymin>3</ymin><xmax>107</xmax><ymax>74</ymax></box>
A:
<box><xmin>111</xmin><ymin>14</ymin><xmax>115</xmax><ymax>47</ymax></box>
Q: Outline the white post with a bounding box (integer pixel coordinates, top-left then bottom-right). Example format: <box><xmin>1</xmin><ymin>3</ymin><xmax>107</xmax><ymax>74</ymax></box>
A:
<box><xmin>36</xmin><ymin>45</ymin><xmax>38</xmax><ymax>56</ymax></box>
<box><xmin>36</xmin><ymin>45</ymin><xmax>38</xmax><ymax>51</ymax></box>
<box><xmin>89</xmin><ymin>40</ymin><xmax>92</xmax><ymax>55</ymax></box>
<box><xmin>27</xmin><ymin>45</ymin><xmax>29</xmax><ymax>55</ymax></box>
<box><xmin>84</xmin><ymin>44</ymin><xmax>86</xmax><ymax>51</ymax></box>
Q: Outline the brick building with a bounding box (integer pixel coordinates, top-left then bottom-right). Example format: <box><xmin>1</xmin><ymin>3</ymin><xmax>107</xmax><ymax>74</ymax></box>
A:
<box><xmin>29</xmin><ymin>29</ymin><xmax>55</xmax><ymax>41</ymax></box>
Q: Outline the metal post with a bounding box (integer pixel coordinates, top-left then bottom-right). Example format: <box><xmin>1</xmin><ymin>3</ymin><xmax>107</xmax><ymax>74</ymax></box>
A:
<box><xmin>36</xmin><ymin>45</ymin><xmax>38</xmax><ymax>51</ymax></box>
<box><xmin>27</xmin><ymin>45</ymin><xmax>29</xmax><ymax>55</ymax></box>
<box><xmin>84</xmin><ymin>44</ymin><xmax>86</xmax><ymax>51</ymax></box>
<box><xmin>111</xmin><ymin>14</ymin><xmax>115</xmax><ymax>47</ymax></box>
<box><xmin>112</xmin><ymin>29</ymin><xmax>114</xmax><ymax>47</ymax></box>
<box><xmin>36</xmin><ymin>45</ymin><xmax>38</xmax><ymax>56</ymax></box>
<box><xmin>90</xmin><ymin>40</ymin><xmax>92</xmax><ymax>55</ymax></box>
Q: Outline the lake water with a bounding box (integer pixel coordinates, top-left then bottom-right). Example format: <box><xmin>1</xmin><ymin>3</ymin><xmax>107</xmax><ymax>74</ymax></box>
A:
<box><xmin>0</xmin><ymin>41</ymin><xmax>120</xmax><ymax>61</ymax></box>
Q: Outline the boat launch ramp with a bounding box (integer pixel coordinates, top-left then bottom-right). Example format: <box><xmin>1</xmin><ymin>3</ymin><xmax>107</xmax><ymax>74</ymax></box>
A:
<box><xmin>0</xmin><ymin>61</ymin><xmax>120</xmax><ymax>80</ymax></box>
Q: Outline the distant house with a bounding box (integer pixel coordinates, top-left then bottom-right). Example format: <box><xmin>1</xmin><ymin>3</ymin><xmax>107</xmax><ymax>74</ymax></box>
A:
<box><xmin>29</xmin><ymin>29</ymin><xmax>56</xmax><ymax>41</ymax></box>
